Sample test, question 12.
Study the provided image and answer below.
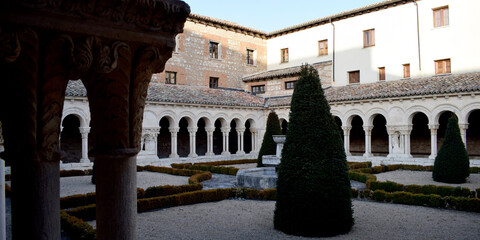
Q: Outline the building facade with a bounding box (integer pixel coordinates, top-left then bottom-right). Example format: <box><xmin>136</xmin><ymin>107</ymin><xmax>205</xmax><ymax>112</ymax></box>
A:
<box><xmin>55</xmin><ymin>0</ymin><xmax>480</xmax><ymax>168</ymax></box>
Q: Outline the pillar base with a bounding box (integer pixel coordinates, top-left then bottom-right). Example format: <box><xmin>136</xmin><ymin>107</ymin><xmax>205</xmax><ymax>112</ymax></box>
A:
<box><xmin>429</xmin><ymin>154</ymin><xmax>437</xmax><ymax>160</ymax></box>
<box><xmin>363</xmin><ymin>153</ymin><xmax>373</xmax><ymax>158</ymax></box>
<box><xmin>221</xmin><ymin>151</ymin><xmax>231</xmax><ymax>156</ymax></box>
<box><xmin>205</xmin><ymin>152</ymin><xmax>215</xmax><ymax>156</ymax></box>
<box><xmin>169</xmin><ymin>153</ymin><xmax>179</xmax><ymax>158</ymax></box>
<box><xmin>79</xmin><ymin>158</ymin><xmax>90</xmax><ymax>163</ymax></box>
<box><xmin>236</xmin><ymin>151</ymin><xmax>246</xmax><ymax>155</ymax></box>
<box><xmin>188</xmin><ymin>153</ymin><xmax>198</xmax><ymax>158</ymax></box>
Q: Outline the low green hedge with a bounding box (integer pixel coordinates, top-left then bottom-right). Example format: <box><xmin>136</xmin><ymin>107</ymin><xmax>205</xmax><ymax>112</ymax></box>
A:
<box><xmin>144</xmin><ymin>184</ymin><xmax>203</xmax><ymax>198</ymax></box>
<box><xmin>193</xmin><ymin>159</ymin><xmax>257</xmax><ymax>166</ymax></box>
<box><xmin>137</xmin><ymin>188</ymin><xmax>234</xmax><ymax>213</ymax></box>
<box><xmin>60</xmin><ymin>169</ymin><xmax>93</xmax><ymax>177</ymax></box>
<box><xmin>347</xmin><ymin>162</ymin><xmax>372</xmax><ymax>169</ymax></box>
<box><xmin>369</xmin><ymin>181</ymin><xmax>472</xmax><ymax>197</ymax></box>
<box><xmin>66</xmin><ymin>204</ymin><xmax>96</xmax><ymax>221</ymax></box>
<box><xmin>60</xmin><ymin>211</ymin><xmax>96</xmax><ymax>240</ymax></box>
<box><xmin>348</xmin><ymin>170</ymin><xmax>377</xmax><ymax>184</ymax></box>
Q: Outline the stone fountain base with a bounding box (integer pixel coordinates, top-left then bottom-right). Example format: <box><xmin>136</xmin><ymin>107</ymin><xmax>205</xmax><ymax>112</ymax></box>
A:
<box><xmin>236</xmin><ymin>167</ymin><xmax>277</xmax><ymax>190</ymax></box>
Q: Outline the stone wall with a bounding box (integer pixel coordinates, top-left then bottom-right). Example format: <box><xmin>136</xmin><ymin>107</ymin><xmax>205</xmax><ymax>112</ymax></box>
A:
<box><xmin>152</xmin><ymin>20</ymin><xmax>267</xmax><ymax>89</ymax></box>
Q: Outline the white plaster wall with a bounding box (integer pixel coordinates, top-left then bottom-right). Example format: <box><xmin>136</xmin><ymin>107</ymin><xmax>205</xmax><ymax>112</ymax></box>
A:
<box><xmin>267</xmin><ymin>0</ymin><xmax>480</xmax><ymax>86</ymax></box>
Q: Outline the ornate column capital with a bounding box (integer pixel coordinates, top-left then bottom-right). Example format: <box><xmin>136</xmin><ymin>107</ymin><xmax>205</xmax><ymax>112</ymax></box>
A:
<box><xmin>221</xmin><ymin>127</ymin><xmax>230</xmax><ymax>133</ymax></box>
<box><xmin>168</xmin><ymin>127</ymin><xmax>180</xmax><ymax>133</ymax></box>
<box><xmin>79</xmin><ymin>127</ymin><xmax>91</xmax><ymax>135</ymax></box>
<box><xmin>187</xmin><ymin>127</ymin><xmax>198</xmax><ymax>134</ymax></box>
<box><xmin>236</xmin><ymin>127</ymin><xmax>246</xmax><ymax>133</ymax></box>
<box><xmin>428</xmin><ymin>124</ymin><xmax>440</xmax><ymax>131</ymax></box>
<box><xmin>205</xmin><ymin>127</ymin><xmax>215</xmax><ymax>133</ymax></box>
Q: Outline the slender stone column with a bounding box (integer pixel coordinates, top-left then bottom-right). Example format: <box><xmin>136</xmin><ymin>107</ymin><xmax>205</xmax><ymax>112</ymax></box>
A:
<box><xmin>429</xmin><ymin>124</ymin><xmax>439</xmax><ymax>159</ymax></box>
<box><xmin>221</xmin><ymin>127</ymin><xmax>230</xmax><ymax>155</ymax></box>
<box><xmin>459</xmin><ymin>123</ymin><xmax>468</xmax><ymax>149</ymax></box>
<box><xmin>250</xmin><ymin>128</ymin><xmax>258</xmax><ymax>154</ymax></box>
<box><xmin>402</xmin><ymin>126</ymin><xmax>413</xmax><ymax>158</ymax></box>
<box><xmin>79</xmin><ymin>127</ymin><xmax>91</xmax><ymax>163</ymax></box>
<box><xmin>363</xmin><ymin>126</ymin><xmax>373</xmax><ymax>157</ymax></box>
<box><xmin>236</xmin><ymin>127</ymin><xmax>246</xmax><ymax>155</ymax></box>
<box><xmin>342</xmin><ymin>126</ymin><xmax>352</xmax><ymax>156</ymax></box>
<box><xmin>169</xmin><ymin>127</ymin><xmax>180</xmax><ymax>158</ymax></box>
<box><xmin>188</xmin><ymin>127</ymin><xmax>198</xmax><ymax>157</ymax></box>
<box><xmin>205</xmin><ymin>127</ymin><xmax>215</xmax><ymax>156</ymax></box>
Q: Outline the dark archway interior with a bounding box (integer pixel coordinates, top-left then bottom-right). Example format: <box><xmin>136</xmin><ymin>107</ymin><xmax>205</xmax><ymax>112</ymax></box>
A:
<box><xmin>196</xmin><ymin>118</ymin><xmax>207</xmax><ymax>156</ymax></box>
<box><xmin>178</xmin><ymin>118</ymin><xmax>189</xmax><ymax>157</ymax></box>
<box><xmin>350</xmin><ymin>116</ymin><xmax>365</xmax><ymax>155</ymax></box>
<box><xmin>229</xmin><ymin>120</ymin><xmax>238</xmax><ymax>154</ymax></box>
<box><xmin>333</xmin><ymin>116</ymin><xmax>344</xmax><ymax>141</ymax></box>
<box><xmin>371</xmin><ymin>115</ymin><xmax>389</xmax><ymax>155</ymax></box>
<box><xmin>244</xmin><ymin>120</ymin><xmax>252</xmax><ymax>153</ymax></box>
<box><xmin>410</xmin><ymin>112</ymin><xmax>430</xmax><ymax>156</ymax></box>
<box><xmin>213</xmin><ymin>120</ymin><xmax>223</xmax><ymax>155</ymax></box>
<box><xmin>157</xmin><ymin>117</ymin><xmax>171</xmax><ymax>158</ymax></box>
<box><xmin>281</xmin><ymin>119</ymin><xmax>288</xmax><ymax>135</ymax></box>
<box><xmin>467</xmin><ymin>110</ymin><xmax>480</xmax><ymax>156</ymax></box>
<box><xmin>437</xmin><ymin>111</ymin><xmax>454</xmax><ymax>150</ymax></box>
<box><xmin>60</xmin><ymin>115</ymin><xmax>81</xmax><ymax>163</ymax></box>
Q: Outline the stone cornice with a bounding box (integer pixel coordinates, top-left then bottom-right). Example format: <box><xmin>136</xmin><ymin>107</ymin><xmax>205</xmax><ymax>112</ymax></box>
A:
<box><xmin>188</xmin><ymin>13</ymin><xmax>266</xmax><ymax>39</ymax></box>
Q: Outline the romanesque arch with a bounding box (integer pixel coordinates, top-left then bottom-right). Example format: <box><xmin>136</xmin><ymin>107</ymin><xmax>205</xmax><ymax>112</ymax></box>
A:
<box><xmin>60</xmin><ymin>115</ymin><xmax>82</xmax><ymax>163</ymax></box>
<box><xmin>158</xmin><ymin>116</ymin><xmax>174</xmax><ymax>158</ymax></box>
<box><xmin>370</xmin><ymin>114</ymin><xmax>389</xmax><ymax>155</ymax></box>
<box><xmin>349</xmin><ymin>115</ymin><xmax>365</xmax><ymax>155</ymax></box>
<box><xmin>466</xmin><ymin>109</ymin><xmax>480</xmax><ymax>156</ymax></box>
<box><xmin>409</xmin><ymin>112</ymin><xmax>430</xmax><ymax>157</ymax></box>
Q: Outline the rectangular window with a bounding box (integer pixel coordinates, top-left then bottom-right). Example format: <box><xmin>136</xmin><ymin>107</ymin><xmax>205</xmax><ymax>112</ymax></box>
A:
<box><xmin>349</xmin><ymin>71</ymin><xmax>360</xmax><ymax>84</ymax></box>
<box><xmin>363</xmin><ymin>29</ymin><xmax>375</xmax><ymax>48</ymax></box>
<box><xmin>435</xmin><ymin>59</ymin><xmax>451</xmax><ymax>74</ymax></box>
<box><xmin>209</xmin><ymin>77</ymin><xmax>219</xmax><ymax>88</ymax></box>
<box><xmin>403</xmin><ymin>64</ymin><xmax>411</xmax><ymax>78</ymax></box>
<box><xmin>246</xmin><ymin>49</ymin><xmax>255</xmax><ymax>65</ymax></box>
<box><xmin>165</xmin><ymin>71</ymin><xmax>176</xmax><ymax>84</ymax></box>
<box><xmin>318</xmin><ymin>40</ymin><xmax>328</xmax><ymax>56</ymax></box>
<box><xmin>251</xmin><ymin>85</ymin><xmax>265</xmax><ymax>94</ymax></box>
<box><xmin>209</xmin><ymin>41</ymin><xmax>219</xmax><ymax>59</ymax></box>
<box><xmin>285</xmin><ymin>81</ymin><xmax>296</xmax><ymax>90</ymax></box>
<box><xmin>378</xmin><ymin>67</ymin><xmax>385</xmax><ymax>81</ymax></box>
<box><xmin>433</xmin><ymin>6</ymin><xmax>449</xmax><ymax>28</ymax></box>
<box><xmin>281</xmin><ymin>48</ymin><xmax>289</xmax><ymax>63</ymax></box>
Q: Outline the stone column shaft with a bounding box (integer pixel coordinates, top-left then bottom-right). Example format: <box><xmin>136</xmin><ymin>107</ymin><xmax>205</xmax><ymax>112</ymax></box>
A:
<box><xmin>221</xmin><ymin>128</ymin><xmax>230</xmax><ymax>155</ymax></box>
<box><xmin>79</xmin><ymin>127</ymin><xmax>90</xmax><ymax>163</ymax></box>
<box><xmin>188</xmin><ymin>127</ymin><xmax>198</xmax><ymax>157</ymax></box>
<box><xmin>363</xmin><ymin>126</ymin><xmax>373</xmax><ymax>157</ymax></box>
<box><xmin>169</xmin><ymin>127</ymin><xmax>179</xmax><ymax>158</ymax></box>
<box><xmin>342</xmin><ymin>126</ymin><xmax>352</xmax><ymax>156</ymax></box>
<box><xmin>236</xmin><ymin>128</ymin><xmax>245</xmax><ymax>154</ymax></box>
<box><xmin>429</xmin><ymin>124</ymin><xmax>439</xmax><ymax>159</ymax></box>
<box><xmin>205</xmin><ymin>128</ymin><xmax>214</xmax><ymax>156</ymax></box>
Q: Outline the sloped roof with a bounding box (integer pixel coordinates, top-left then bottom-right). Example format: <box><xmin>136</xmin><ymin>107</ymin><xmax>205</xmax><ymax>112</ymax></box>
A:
<box><xmin>267</xmin><ymin>72</ymin><xmax>480</xmax><ymax>107</ymax></box>
<box><xmin>242</xmin><ymin>61</ymin><xmax>330</xmax><ymax>82</ymax></box>
<box><xmin>65</xmin><ymin>81</ymin><xmax>265</xmax><ymax>107</ymax></box>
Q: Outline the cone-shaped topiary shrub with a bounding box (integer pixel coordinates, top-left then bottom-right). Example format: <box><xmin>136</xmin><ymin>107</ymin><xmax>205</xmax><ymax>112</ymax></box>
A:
<box><xmin>433</xmin><ymin>116</ymin><xmax>470</xmax><ymax>183</ymax></box>
<box><xmin>257</xmin><ymin>111</ymin><xmax>282</xmax><ymax>167</ymax></box>
<box><xmin>274</xmin><ymin>65</ymin><xmax>353</xmax><ymax>237</ymax></box>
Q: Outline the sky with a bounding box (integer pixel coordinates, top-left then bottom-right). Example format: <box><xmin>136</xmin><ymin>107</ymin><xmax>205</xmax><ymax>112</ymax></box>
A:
<box><xmin>184</xmin><ymin>0</ymin><xmax>385</xmax><ymax>32</ymax></box>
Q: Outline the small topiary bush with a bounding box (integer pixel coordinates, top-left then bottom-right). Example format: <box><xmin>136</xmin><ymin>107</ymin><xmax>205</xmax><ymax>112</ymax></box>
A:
<box><xmin>257</xmin><ymin>111</ymin><xmax>282</xmax><ymax>167</ymax></box>
<box><xmin>433</xmin><ymin>116</ymin><xmax>470</xmax><ymax>183</ymax></box>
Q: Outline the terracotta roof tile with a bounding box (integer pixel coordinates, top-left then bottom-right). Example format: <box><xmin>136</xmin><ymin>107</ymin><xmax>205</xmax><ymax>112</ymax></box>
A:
<box><xmin>267</xmin><ymin>72</ymin><xmax>480</xmax><ymax>107</ymax></box>
<box><xmin>65</xmin><ymin>81</ymin><xmax>265</xmax><ymax>107</ymax></box>
<box><xmin>242</xmin><ymin>61</ymin><xmax>330</xmax><ymax>82</ymax></box>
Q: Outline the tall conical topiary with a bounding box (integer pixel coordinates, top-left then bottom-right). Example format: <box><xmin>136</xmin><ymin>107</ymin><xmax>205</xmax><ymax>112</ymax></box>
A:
<box><xmin>257</xmin><ymin>111</ymin><xmax>282</xmax><ymax>167</ymax></box>
<box><xmin>433</xmin><ymin>116</ymin><xmax>470</xmax><ymax>183</ymax></box>
<box><xmin>274</xmin><ymin>65</ymin><xmax>353</xmax><ymax>237</ymax></box>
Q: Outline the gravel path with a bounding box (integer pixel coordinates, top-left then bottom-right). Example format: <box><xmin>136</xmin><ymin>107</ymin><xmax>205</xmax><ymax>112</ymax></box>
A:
<box><xmin>60</xmin><ymin>172</ymin><xmax>189</xmax><ymax>197</ymax></box>
<box><xmin>375</xmin><ymin>170</ymin><xmax>480</xmax><ymax>190</ymax></box>
<box><xmin>88</xmin><ymin>199</ymin><xmax>480</xmax><ymax>240</ymax></box>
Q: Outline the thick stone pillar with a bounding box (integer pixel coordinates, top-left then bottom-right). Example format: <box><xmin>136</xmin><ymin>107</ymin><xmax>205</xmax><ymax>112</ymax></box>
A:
<box><xmin>169</xmin><ymin>127</ymin><xmax>180</xmax><ymax>158</ymax></box>
<box><xmin>1</xmin><ymin>1</ymin><xmax>189</xmax><ymax>240</ymax></box>
<box><xmin>205</xmin><ymin>127</ymin><xmax>215</xmax><ymax>156</ymax></box>
<box><xmin>188</xmin><ymin>127</ymin><xmax>198</xmax><ymax>157</ymax></box>
<box><xmin>459</xmin><ymin>123</ymin><xmax>468</xmax><ymax>149</ymax></box>
<box><xmin>79</xmin><ymin>127</ymin><xmax>91</xmax><ymax>163</ymax></box>
<box><xmin>221</xmin><ymin>127</ymin><xmax>230</xmax><ymax>155</ymax></box>
<box><xmin>363</xmin><ymin>126</ymin><xmax>373</xmax><ymax>157</ymax></box>
<box><xmin>236</xmin><ymin>127</ymin><xmax>246</xmax><ymax>155</ymax></box>
<box><xmin>342</xmin><ymin>126</ymin><xmax>352</xmax><ymax>156</ymax></box>
<box><xmin>429</xmin><ymin>124</ymin><xmax>439</xmax><ymax>159</ymax></box>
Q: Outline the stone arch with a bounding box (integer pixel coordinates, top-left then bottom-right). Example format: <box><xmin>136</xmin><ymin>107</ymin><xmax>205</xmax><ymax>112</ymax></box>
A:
<box><xmin>277</xmin><ymin>113</ymin><xmax>289</xmax><ymax>122</ymax></box>
<box><xmin>213</xmin><ymin>118</ymin><xmax>226</xmax><ymax>155</ymax></box>
<box><xmin>158</xmin><ymin>112</ymin><xmax>177</xmax><ymax>127</ymax></box>
<box><xmin>177</xmin><ymin>116</ymin><xmax>194</xmax><ymax>157</ymax></box>
<box><xmin>197</xmin><ymin>112</ymin><xmax>214</xmax><ymax>129</ymax></box>
<box><xmin>436</xmin><ymin>110</ymin><xmax>457</xmax><ymax>151</ymax></box>
<box><xmin>365</xmin><ymin>108</ymin><xmax>389</xmax><ymax>126</ymax></box>
<box><xmin>431</xmin><ymin>104</ymin><xmax>461</xmax><ymax>125</ymax></box>
<box><xmin>280</xmin><ymin>118</ymin><xmax>288</xmax><ymax>135</ymax></box>
<box><xmin>406</xmin><ymin>106</ymin><xmax>431</xmax><ymax>125</ymax></box>
<box><xmin>213</xmin><ymin>114</ymin><xmax>229</xmax><ymax>128</ymax></box>
<box><xmin>466</xmin><ymin>109</ymin><xmax>480</xmax><ymax>156</ymax></box>
<box><xmin>333</xmin><ymin>116</ymin><xmax>344</xmax><ymax>141</ymax></box>
<box><xmin>177</xmin><ymin>112</ymin><xmax>196</xmax><ymax>127</ymax></box>
<box><xmin>345</xmin><ymin>110</ymin><xmax>365</xmax><ymax>127</ymax></box>
<box><xmin>143</xmin><ymin>110</ymin><xmax>159</xmax><ymax>128</ymax></box>
<box><xmin>229</xmin><ymin>118</ymin><xmax>242</xmax><ymax>154</ymax></box>
<box><xmin>196</xmin><ymin>117</ymin><xmax>208</xmax><ymax>156</ymax></box>
<box><xmin>62</xmin><ymin>107</ymin><xmax>89</xmax><ymax>127</ymax></box>
<box><xmin>461</xmin><ymin>102</ymin><xmax>480</xmax><ymax>124</ymax></box>
<box><xmin>244</xmin><ymin>118</ymin><xmax>256</xmax><ymax>153</ymax></box>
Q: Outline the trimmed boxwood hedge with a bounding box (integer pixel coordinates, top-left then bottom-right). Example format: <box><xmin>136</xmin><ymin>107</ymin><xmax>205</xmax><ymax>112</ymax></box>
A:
<box><xmin>60</xmin><ymin>211</ymin><xmax>96</xmax><ymax>240</ymax></box>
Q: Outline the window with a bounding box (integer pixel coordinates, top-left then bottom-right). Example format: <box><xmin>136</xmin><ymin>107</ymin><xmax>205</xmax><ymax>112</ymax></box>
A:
<box><xmin>318</xmin><ymin>40</ymin><xmax>328</xmax><ymax>56</ymax></box>
<box><xmin>209</xmin><ymin>41</ymin><xmax>219</xmax><ymax>59</ymax></box>
<box><xmin>165</xmin><ymin>71</ymin><xmax>176</xmax><ymax>84</ymax></box>
<box><xmin>348</xmin><ymin>71</ymin><xmax>360</xmax><ymax>84</ymax></box>
<box><xmin>435</xmin><ymin>59</ymin><xmax>451</xmax><ymax>74</ymax></box>
<box><xmin>246</xmin><ymin>49</ymin><xmax>255</xmax><ymax>65</ymax></box>
<box><xmin>251</xmin><ymin>85</ymin><xmax>265</xmax><ymax>94</ymax></box>
<box><xmin>209</xmin><ymin>77</ymin><xmax>219</xmax><ymax>88</ymax></box>
<box><xmin>281</xmin><ymin>48</ymin><xmax>289</xmax><ymax>63</ymax></box>
<box><xmin>378</xmin><ymin>67</ymin><xmax>385</xmax><ymax>81</ymax></box>
<box><xmin>433</xmin><ymin>6</ymin><xmax>449</xmax><ymax>28</ymax></box>
<box><xmin>403</xmin><ymin>64</ymin><xmax>410</xmax><ymax>78</ymax></box>
<box><xmin>363</xmin><ymin>29</ymin><xmax>375</xmax><ymax>47</ymax></box>
<box><xmin>285</xmin><ymin>81</ymin><xmax>296</xmax><ymax>90</ymax></box>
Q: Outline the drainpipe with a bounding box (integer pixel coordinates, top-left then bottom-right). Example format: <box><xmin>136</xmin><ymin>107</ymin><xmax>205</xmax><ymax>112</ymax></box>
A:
<box><xmin>414</xmin><ymin>0</ymin><xmax>421</xmax><ymax>71</ymax></box>
<box><xmin>330</xmin><ymin>18</ymin><xmax>335</xmax><ymax>84</ymax></box>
